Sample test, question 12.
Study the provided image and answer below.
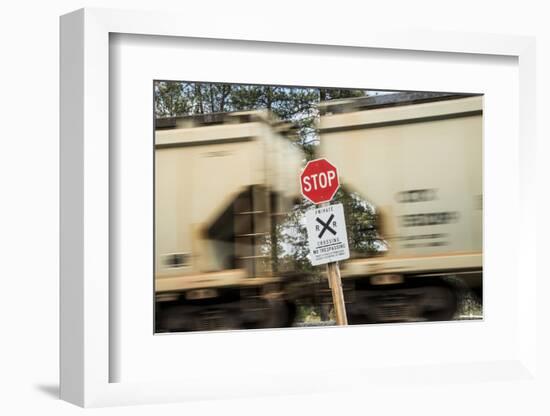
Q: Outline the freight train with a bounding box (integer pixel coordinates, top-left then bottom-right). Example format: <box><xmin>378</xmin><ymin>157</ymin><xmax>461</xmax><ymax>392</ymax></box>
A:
<box><xmin>318</xmin><ymin>92</ymin><xmax>482</xmax><ymax>323</ymax></box>
<box><xmin>154</xmin><ymin>110</ymin><xmax>306</xmax><ymax>331</ymax></box>
<box><xmin>154</xmin><ymin>92</ymin><xmax>483</xmax><ymax>331</ymax></box>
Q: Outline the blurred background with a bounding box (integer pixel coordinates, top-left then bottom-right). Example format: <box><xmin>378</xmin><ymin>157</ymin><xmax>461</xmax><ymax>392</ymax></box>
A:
<box><xmin>154</xmin><ymin>81</ymin><xmax>483</xmax><ymax>332</ymax></box>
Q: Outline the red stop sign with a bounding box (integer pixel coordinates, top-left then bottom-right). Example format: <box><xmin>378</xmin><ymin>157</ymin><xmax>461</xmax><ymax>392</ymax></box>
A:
<box><xmin>300</xmin><ymin>158</ymin><xmax>340</xmax><ymax>204</ymax></box>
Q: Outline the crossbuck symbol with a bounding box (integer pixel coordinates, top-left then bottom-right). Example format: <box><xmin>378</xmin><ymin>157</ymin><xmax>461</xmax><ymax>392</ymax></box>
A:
<box><xmin>316</xmin><ymin>214</ymin><xmax>337</xmax><ymax>238</ymax></box>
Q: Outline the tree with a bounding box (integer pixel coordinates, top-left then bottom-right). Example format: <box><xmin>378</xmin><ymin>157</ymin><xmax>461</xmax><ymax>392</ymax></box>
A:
<box><xmin>332</xmin><ymin>187</ymin><xmax>383</xmax><ymax>256</ymax></box>
<box><xmin>154</xmin><ymin>81</ymin><xmax>193</xmax><ymax>117</ymax></box>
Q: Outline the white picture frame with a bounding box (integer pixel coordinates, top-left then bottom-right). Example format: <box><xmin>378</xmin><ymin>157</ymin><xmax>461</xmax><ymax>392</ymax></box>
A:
<box><xmin>60</xmin><ymin>7</ymin><xmax>540</xmax><ymax>408</ymax></box>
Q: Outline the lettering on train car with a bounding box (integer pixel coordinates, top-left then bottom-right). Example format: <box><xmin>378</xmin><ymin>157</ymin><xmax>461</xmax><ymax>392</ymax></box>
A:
<box><xmin>400</xmin><ymin>212</ymin><xmax>460</xmax><ymax>227</ymax></box>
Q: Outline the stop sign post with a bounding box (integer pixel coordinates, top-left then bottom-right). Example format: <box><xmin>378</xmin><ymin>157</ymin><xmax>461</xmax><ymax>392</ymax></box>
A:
<box><xmin>300</xmin><ymin>158</ymin><xmax>348</xmax><ymax>326</ymax></box>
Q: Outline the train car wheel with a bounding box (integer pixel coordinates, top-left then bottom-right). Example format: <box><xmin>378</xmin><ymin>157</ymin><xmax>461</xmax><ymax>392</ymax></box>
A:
<box><xmin>421</xmin><ymin>285</ymin><xmax>458</xmax><ymax>321</ymax></box>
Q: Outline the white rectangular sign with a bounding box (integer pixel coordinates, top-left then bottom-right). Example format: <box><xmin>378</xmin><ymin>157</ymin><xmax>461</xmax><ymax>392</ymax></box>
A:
<box><xmin>305</xmin><ymin>203</ymin><xmax>350</xmax><ymax>266</ymax></box>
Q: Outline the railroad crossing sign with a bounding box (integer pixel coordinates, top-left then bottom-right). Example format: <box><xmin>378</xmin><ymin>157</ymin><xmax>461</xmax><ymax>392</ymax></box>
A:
<box><xmin>301</xmin><ymin>158</ymin><xmax>349</xmax><ymax>325</ymax></box>
<box><xmin>305</xmin><ymin>203</ymin><xmax>350</xmax><ymax>266</ymax></box>
<box><xmin>300</xmin><ymin>158</ymin><xmax>340</xmax><ymax>204</ymax></box>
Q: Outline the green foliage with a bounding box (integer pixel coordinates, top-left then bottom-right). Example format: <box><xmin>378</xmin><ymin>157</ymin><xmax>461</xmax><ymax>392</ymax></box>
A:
<box><xmin>332</xmin><ymin>187</ymin><xmax>382</xmax><ymax>256</ymax></box>
<box><xmin>154</xmin><ymin>82</ymin><xmax>192</xmax><ymax>117</ymax></box>
<box><xmin>296</xmin><ymin>305</ymin><xmax>317</xmax><ymax>322</ymax></box>
<box><xmin>277</xmin><ymin>198</ymin><xmax>317</xmax><ymax>275</ymax></box>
